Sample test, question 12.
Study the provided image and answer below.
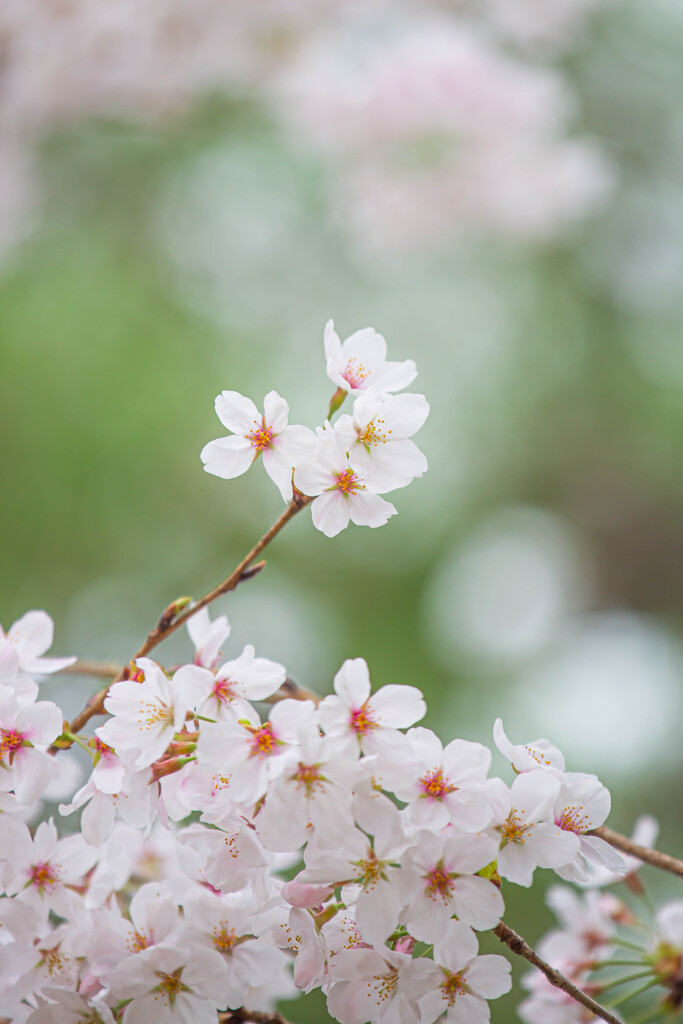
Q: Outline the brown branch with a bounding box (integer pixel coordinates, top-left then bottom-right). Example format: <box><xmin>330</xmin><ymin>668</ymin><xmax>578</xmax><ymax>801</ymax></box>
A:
<box><xmin>494</xmin><ymin>921</ymin><xmax>625</xmax><ymax>1024</ymax></box>
<box><xmin>220</xmin><ymin>1010</ymin><xmax>293</xmax><ymax>1024</ymax></box>
<box><xmin>590</xmin><ymin>826</ymin><xmax>683</xmax><ymax>881</ymax></box>
<box><xmin>63</xmin><ymin>493</ymin><xmax>312</xmax><ymax>740</ymax></box>
<box><xmin>63</xmin><ymin>660</ymin><xmax>124</xmax><ymax>679</ymax></box>
<box><xmin>266</xmin><ymin>675</ymin><xmax>322</xmax><ymax>707</ymax></box>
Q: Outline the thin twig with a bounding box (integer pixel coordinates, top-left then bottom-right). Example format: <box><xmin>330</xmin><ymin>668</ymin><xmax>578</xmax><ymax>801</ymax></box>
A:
<box><xmin>590</xmin><ymin>826</ymin><xmax>683</xmax><ymax>881</ymax></box>
<box><xmin>266</xmin><ymin>675</ymin><xmax>322</xmax><ymax>707</ymax></box>
<box><xmin>63</xmin><ymin>660</ymin><xmax>123</xmax><ymax>679</ymax></box>
<box><xmin>63</xmin><ymin>494</ymin><xmax>312</xmax><ymax>740</ymax></box>
<box><xmin>494</xmin><ymin>921</ymin><xmax>625</xmax><ymax>1024</ymax></box>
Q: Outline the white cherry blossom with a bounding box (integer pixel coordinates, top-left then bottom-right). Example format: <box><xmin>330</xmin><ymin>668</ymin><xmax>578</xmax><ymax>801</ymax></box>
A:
<box><xmin>418</xmin><ymin>920</ymin><xmax>512</xmax><ymax>1024</ymax></box>
<box><xmin>401</xmin><ymin>831</ymin><xmax>504</xmax><ymax>939</ymax></box>
<box><xmin>335</xmin><ymin>391</ymin><xmax>429</xmax><ymax>492</ymax></box>
<box><xmin>294</xmin><ymin>425</ymin><xmax>398</xmax><ymax>538</ymax></box>
<box><xmin>201</xmin><ymin>390</ymin><xmax>315</xmax><ymax>501</ymax></box>
<box><xmin>97</xmin><ymin>658</ymin><xmax>201</xmax><ymax>768</ymax></box>
<box><xmin>324</xmin><ymin>320</ymin><xmax>417</xmax><ymax>396</ymax></box>
<box><xmin>377</xmin><ymin>727</ymin><xmax>492</xmax><ymax>832</ymax></box>
<box><xmin>189</xmin><ymin>644</ymin><xmax>286</xmax><ymax>721</ymax></box>
<box><xmin>187</xmin><ymin>607</ymin><xmax>230</xmax><ymax>670</ymax></box>
<box><xmin>326</xmin><ymin>946</ymin><xmax>432</xmax><ymax>1024</ymax></box>
<box><xmin>493</xmin><ymin>718</ymin><xmax>565</xmax><ymax>774</ymax></box>
<box><xmin>486</xmin><ymin>771</ymin><xmax>579</xmax><ymax>886</ymax></box>
<box><xmin>0</xmin><ymin>610</ymin><xmax>75</xmax><ymax>676</ymax></box>
<box><xmin>108</xmin><ymin>945</ymin><xmax>228</xmax><ymax>1024</ymax></box>
<box><xmin>0</xmin><ymin>686</ymin><xmax>63</xmax><ymax>805</ymax></box>
<box><xmin>318</xmin><ymin>657</ymin><xmax>425</xmax><ymax>760</ymax></box>
<box><xmin>552</xmin><ymin>773</ymin><xmax>626</xmax><ymax>883</ymax></box>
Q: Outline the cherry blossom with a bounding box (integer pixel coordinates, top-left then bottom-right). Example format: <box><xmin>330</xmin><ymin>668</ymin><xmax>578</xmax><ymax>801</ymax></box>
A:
<box><xmin>0</xmin><ymin>686</ymin><xmax>63</xmax><ymax>804</ymax></box>
<box><xmin>317</xmin><ymin>657</ymin><xmax>426</xmax><ymax>756</ymax></box>
<box><xmin>486</xmin><ymin>770</ymin><xmax>579</xmax><ymax>886</ymax></box>
<box><xmin>189</xmin><ymin>644</ymin><xmax>286</xmax><ymax>721</ymax></box>
<box><xmin>326</xmin><ymin>946</ymin><xmax>432</xmax><ymax>1024</ymax></box>
<box><xmin>493</xmin><ymin>718</ymin><xmax>565</xmax><ymax>774</ymax></box>
<box><xmin>201</xmin><ymin>390</ymin><xmax>315</xmax><ymax>501</ymax></box>
<box><xmin>324</xmin><ymin>320</ymin><xmax>417</xmax><ymax>396</ymax></box>
<box><xmin>552</xmin><ymin>773</ymin><xmax>626</xmax><ymax>882</ymax></box>
<box><xmin>401</xmin><ymin>831</ymin><xmax>504</xmax><ymax>939</ymax></box>
<box><xmin>0</xmin><ymin>611</ymin><xmax>75</xmax><ymax>676</ymax></box>
<box><xmin>97</xmin><ymin>658</ymin><xmax>202</xmax><ymax>768</ymax></box>
<box><xmin>187</xmin><ymin>607</ymin><xmax>231</xmax><ymax>670</ymax></box>
<box><xmin>294</xmin><ymin>425</ymin><xmax>398</xmax><ymax>538</ymax></box>
<box><xmin>418</xmin><ymin>921</ymin><xmax>512</xmax><ymax>1024</ymax></box>
<box><xmin>108</xmin><ymin>946</ymin><xmax>229</xmax><ymax>1024</ymax></box>
<box><xmin>377</xmin><ymin>727</ymin><xmax>493</xmax><ymax>831</ymax></box>
<box><xmin>335</xmin><ymin>391</ymin><xmax>429</xmax><ymax>492</ymax></box>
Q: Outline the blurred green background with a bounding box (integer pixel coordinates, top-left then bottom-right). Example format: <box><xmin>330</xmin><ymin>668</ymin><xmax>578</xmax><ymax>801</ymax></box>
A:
<box><xmin>1</xmin><ymin>2</ymin><xmax>683</xmax><ymax>1021</ymax></box>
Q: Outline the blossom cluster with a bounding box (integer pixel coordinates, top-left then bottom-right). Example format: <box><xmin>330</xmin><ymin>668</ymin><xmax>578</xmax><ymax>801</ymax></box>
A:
<box><xmin>518</xmin><ymin>858</ymin><xmax>683</xmax><ymax>1024</ymax></box>
<box><xmin>0</xmin><ymin>590</ymin><xmax>627</xmax><ymax>1024</ymax></box>
<box><xmin>277</xmin><ymin>22</ymin><xmax>611</xmax><ymax>254</ymax></box>
<box><xmin>0</xmin><ymin>0</ymin><xmax>609</xmax><ymax>263</ymax></box>
<box><xmin>200</xmin><ymin>320</ymin><xmax>428</xmax><ymax>537</ymax></box>
<box><xmin>3</xmin><ymin>324</ymin><xmax>679</xmax><ymax>1024</ymax></box>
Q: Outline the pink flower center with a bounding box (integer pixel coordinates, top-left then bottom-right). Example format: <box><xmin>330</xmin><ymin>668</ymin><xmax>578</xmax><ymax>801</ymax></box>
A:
<box><xmin>214</xmin><ymin>678</ymin><xmax>237</xmax><ymax>705</ymax></box>
<box><xmin>0</xmin><ymin>728</ymin><xmax>24</xmax><ymax>757</ymax></box>
<box><xmin>334</xmin><ymin>468</ymin><xmax>361</xmax><ymax>495</ymax></box>
<box><xmin>556</xmin><ymin>804</ymin><xmax>590</xmax><ymax>834</ymax></box>
<box><xmin>248</xmin><ymin>723</ymin><xmax>277</xmax><ymax>759</ymax></box>
<box><xmin>425</xmin><ymin>865</ymin><xmax>455</xmax><ymax>902</ymax></box>
<box><xmin>350</xmin><ymin>701</ymin><xmax>377</xmax><ymax>735</ymax></box>
<box><xmin>31</xmin><ymin>861</ymin><xmax>58</xmax><ymax>891</ymax></box>
<box><xmin>418</xmin><ymin>767</ymin><xmax>456</xmax><ymax>801</ymax></box>
<box><xmin>342</xmin><ymin>358</ymin><xmax>370</xmax><ymax>390</ymax></box>
<box><xmin>247</xmin><ymin>422</ymin><xmax>274</xmax><ymax>455</ymax></box>
<box><xmin>213</xmin><ymin>925</ymin><xmax>237</xmax><ymax>953</ymax></box>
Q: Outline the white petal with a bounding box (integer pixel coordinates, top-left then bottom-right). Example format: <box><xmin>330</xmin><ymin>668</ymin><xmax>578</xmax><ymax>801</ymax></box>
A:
<box><xmin>214</xmin><ymin>391</ymin><xmax>261</xmax><ymax>434</ymax></box>
<box><xmin>263</xmin><ymin>390</ymin><xmax>289</xmax><ymax>433</ymax></box>
<box><xmin>200</xmin><ymin>435</ymin><xmax>254</xmax><ymax>479</ymax></box>
<box><xmin>311</xmin><ymin>491</ymin><xmax>351</xmax><ymax>537</ymax></box>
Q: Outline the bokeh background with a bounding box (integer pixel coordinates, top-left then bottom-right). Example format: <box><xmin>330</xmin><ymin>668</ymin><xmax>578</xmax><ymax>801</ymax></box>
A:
<box><xmin>1</xmin><ymin>1</ymin><xmax>682</xmax><ymax>1020</ymax></box>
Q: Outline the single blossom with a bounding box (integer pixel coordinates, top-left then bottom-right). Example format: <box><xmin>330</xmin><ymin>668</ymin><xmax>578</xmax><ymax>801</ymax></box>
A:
<box><xmin>335</xmin><ymin>390</ymin><xmax>429</xmax><ymax>492</ymax></box>
<box><xmin>324</xmin><ymin>320</ymin><xmax>417</xmax><ymax>395</ymax></box>
<box><xmin>187</xmin><ymin>607</ymin><xmax>231</xmax><ymax>670</ymax></box>
<box><xmin>97</xmin><ymin>658</ymin><xmax>202</xmax><ymax>768</ymax></box>
<box><xmin>201</xmin><ymin>389</ymin><xmax>315</xmax><ymax>500</ymax></box>
<box><xmin>493</xmin><ymin>718</ymin><xmax>565</xmax><ymax>774</ymax></box>
<box><xmin>418</xmin><ymin>920</ymin><xmax>512</xmax><ymax>1024</ymax></box>
<box><xmin>317</xmin><ymin>657</ymin><xmax>426</xmax><ymax>757</ymax></box>
<box><xmin>294</xmin><ymin>425</ymin><xmax>398</xmax><ymax>538</ymax></box>
<box><xmin>0</xmin><ymin>610</ymin><xmax>76</xmax><ymax>676</ymax></box>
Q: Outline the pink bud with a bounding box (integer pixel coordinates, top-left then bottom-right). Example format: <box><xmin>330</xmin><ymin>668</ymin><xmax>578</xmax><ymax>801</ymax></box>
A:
<box><xmin>282</xmin><ymin>880</ymin><xmax>334</xmax><ymax>908</ymax></box>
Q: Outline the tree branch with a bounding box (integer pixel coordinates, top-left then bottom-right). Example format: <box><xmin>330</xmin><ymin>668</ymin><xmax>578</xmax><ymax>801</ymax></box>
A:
<box><xmin>219</xmin><ymin>1010</ymin><xmax>294</xmax><ymax>1024</ymax></box>
<box><xmin>62</xmin><ymin>493</ymin><xmax>312</xmax><ymax>740</ymax></box>
<box><xmin>64</xmin><ymin>660</ymin><xmax>124</xmax><ymax>679</ymax></box>
<box><xmin>494</xmin><ymin>921</ymin><xmax>625</xmax><ymax>1024</ymax></box>
<box><xmin>589</xmin><ymin>826</ymin><xmax>683</xmax><ymax>881</ymax></box>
